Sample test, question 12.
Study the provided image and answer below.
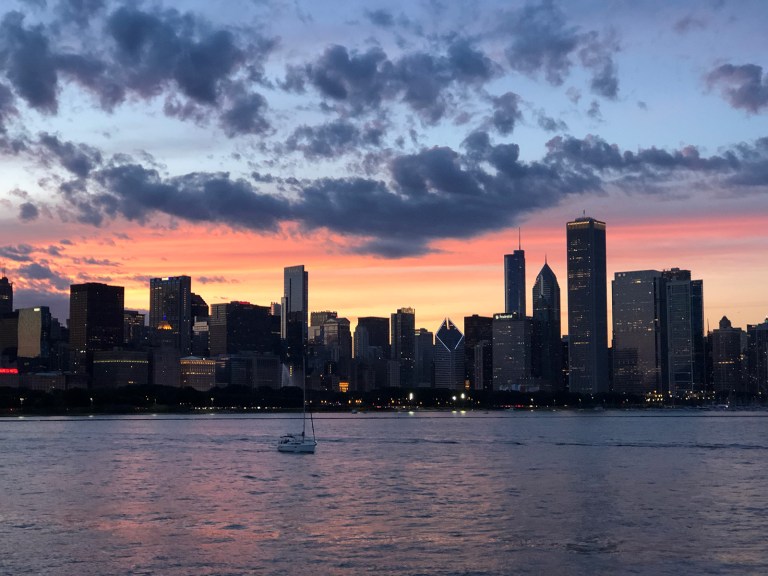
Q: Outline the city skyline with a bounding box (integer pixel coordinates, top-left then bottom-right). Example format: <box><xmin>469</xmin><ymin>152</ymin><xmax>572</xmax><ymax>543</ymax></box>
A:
<box><xmin>0</xmin><ymin>1</ymin><xmax>765</xmax><ymax>334</ymax></box>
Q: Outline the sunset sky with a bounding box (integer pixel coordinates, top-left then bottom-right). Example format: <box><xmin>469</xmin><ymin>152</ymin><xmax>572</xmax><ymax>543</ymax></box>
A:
<box><xmin>0</xmin><ymin>0</ymin><xmax>766</xmax><ymax>334</ymax></box>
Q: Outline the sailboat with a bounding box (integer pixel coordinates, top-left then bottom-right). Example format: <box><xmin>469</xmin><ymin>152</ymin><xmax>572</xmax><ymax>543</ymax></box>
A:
<box><xmin>277</xmin><ymin>363</ymin><xmax>317</xmax><ymax>454</ymax></box>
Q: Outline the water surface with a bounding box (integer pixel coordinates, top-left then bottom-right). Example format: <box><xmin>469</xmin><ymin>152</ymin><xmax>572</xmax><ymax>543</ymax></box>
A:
<box><xmin>1</xmin><ymin>411</ymin><xmax>766</xmax><ymax>575</ymax></box>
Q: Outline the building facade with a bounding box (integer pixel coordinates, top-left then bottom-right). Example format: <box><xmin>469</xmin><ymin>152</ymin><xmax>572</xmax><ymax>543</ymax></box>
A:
<box><xmin>663</xmin><ymin>268</ymin><xmax>705</xmax><ymax>394</ymax></box>
<box><xmin>612</xmin><ymin>270</ymin><xmax>667</xmax><ymax>396</ymax></box>
<box><xmin>710</xmin><ymin>316</ymin><xmax>745</xmax><ymax>396</ymax></box>
<box><xmin>493</xmin><ymin>313</ymin><xmax>533</xmax><ymax>391</ymax></box>
<box><xmin>69</xmin><ymin>283</ymin><xmax>125</xmax><ymax>381</ymax></box>
<box><xmin>391</xmin><ymin>307</ymin><xmax>416</xmax><ymax>387</ymax></box>
<box><xmin>434</xmin><ymin>318</ymin><xmax>464</xmax><ymax>390</ymax></box>
<box><xmin>504</xmin><ymin>247</ymin><xmax>526</xmax><ymax>316</ymax></box>
<box><xmin>464</xmin><ymin>314</ymin><xmax>493</xmax><ymax>391</ymax></box>
<box><xmin>0</xmin><ymin>273</ymin><xmax>12</xmax><ymax>314</ymax></box>
<box><xmin>532</xmin><ymin>262</ymin><xmax>562</xmax><ymax>391</ymax></box>
<box><xmin>149</xmin><ymin>276</ymin><xmax>192</xmax><ymax>355</ymax></box>
<box><xmin>566</xmin><ymin>216</ymin><xmax>608</xmax><ymax>394</ymax></box>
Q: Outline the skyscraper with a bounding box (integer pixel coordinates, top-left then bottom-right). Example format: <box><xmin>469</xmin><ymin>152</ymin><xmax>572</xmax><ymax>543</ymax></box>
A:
<box><xmin>281</xmin><ymin>265</ymin><xmax>308</xmax><ymax>341</ymax></box>
<box><xmin>463</xmin><ymin>314</ymin><xmax>493</xmax><ymax>390</ymax></box>
<box><xmin>209</xmin><ymin>301</ymin><xmax>279</xmax><ymax>356</ymax></box>
<box><xmin>710</xmin><ymin>316</ymin><xmax>745</xmax><ymax>396</ymax></box>
<box><xmin>17</xmin><ymin>306</ymin><xmax>52</xmax><ymax>371</ymax></box>
<box><xmin>663</xmin><ymin>268</ymin><xmax>704</xmax><ymax>394</ymax></box>
<box><xmin>355</xmin><ymin>316</ymin><xmax>390</xmax><ymax>360</ymax></box>
<box><xmin>434</xmin><ymin>318</ymin><xmax>465</xmax><ymax>390</ymax></box>
<box><xmin>612</xmin><ymin>270</ymin><xmax>667</xmax><ymax>396</ymax></box>
<box><xmin>69</xmin><ymin>282</ymin><xmax>125</xmax><ymax>379</ymax></box>
<box><xmin>414</xmin><ymin>327</ymin><xmax>434</xmax><ymax>387</ymax></box>
<box><xmin>747</xmin><ymin>319</ymin><xmax>768</xmax><ymax>397</ymax></box>
<box><xmin>532</xmin><ymin>260</ymin><xmax>562</xmax><ymax>391</ymax></box>
<box><xmin>0</xmin><ymin>272</ymin><xmax>12</xmax><ymax>314</ymax></box>
<box><xmin>391</xmin><ymin>307</ymin><xmax>416</xmax><ymax>387</ymax></box>
<box><xmin>504</xmin><ymin>233</ymin><xmax>526</xmax><ymax>315</ymax></box>
<box><xmin>566</xmin><ymin>216</ymin><xmax>608</xmax><ymax>394</ymax></box>
<box><xmin>149</xmin><ymin>276</ymin><xmax>192</xmax><ymax>355</ymax></box>
<box><xmin>492</xmin><ymin>312</ymin><xmax>532</xmax><ymax>391</ymax></box>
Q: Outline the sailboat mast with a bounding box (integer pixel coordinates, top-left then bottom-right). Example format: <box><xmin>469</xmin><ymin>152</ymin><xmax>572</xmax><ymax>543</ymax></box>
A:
<box><xmin>302</xmin><ymin>354</ymin><xmax>307</xmax><ymax>437</ymax></box>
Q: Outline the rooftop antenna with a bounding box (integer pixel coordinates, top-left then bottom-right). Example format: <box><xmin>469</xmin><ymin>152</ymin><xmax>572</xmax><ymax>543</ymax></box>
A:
<box><xmin>518</xmin><ymin>227</ymin><xmax>521</xmax><ymax>250</ymax></box>
<box><xmin>544</xmin><ymin>253</ymin><xmax>547</xmax><ymax>265</ymax></box>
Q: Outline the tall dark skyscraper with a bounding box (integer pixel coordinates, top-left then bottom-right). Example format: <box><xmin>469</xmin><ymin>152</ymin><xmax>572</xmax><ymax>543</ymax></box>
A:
<box><xmin>532</xmin><ymin>260</ymin><xmax>562</xmax><ymax>391</ymax></box>
<box><xmin>209</xmin><ymin>301</ymin><xmax>279</xmax><ymax>356</ymax></box>
<box><xmin>612</xmin><ymin>270</ymin><xmax>667</xmax><ymax>395</ymax></box>
<box><xmin>149</xmin><ymin>276</ymin><xmax>192</xmax><ymax>355</ymax></box>
<box><xmin>0</xmin><ymin>272</ymin><xmax>12</xmax><ymax>314</ymax></box>
<box><xmin>504</xmin><ymin>232</ymin><xmax>526</xmax><ymax>315</ymax></box>
<box><xmin>434</xmin><ymin>318</ymin><xmax>464</xmax><ymax>390</ymax></box>
<box><xmin>747</xmin><ymin>319</ymin><xmax>768</xmax><ymax>397</ymax></box>
<box><xmin>566</xmin><ymin>216</ymin><xmax>608</xmax><ymax>394</ymax></box>
<box><xmin>710</xmin><ymin>316</ymin><xmax>745</xmax><ymax>396</ymax></box>
<box><xmin>663</xmin><ymin>268</ymin><xmax>704</xmax><ymax>394</ymax></box>
<box><xmin>492</xmin><ymin>313</ymin><xmax>532</xmax><ymax>391</ymax></box>
<box><xmin>281</xmin><ymin>265</ymin><xmax>308</xmax><ymax>341</ymax></box>
<box><xmin>69</xmin><ymin>282</ymin><xmax>125</xmax><ymax>379</ymax></box>
<box><xmin>391</xmin><ymin>307</ymin><xmax>416</xmax><ymax>387</ymax></box>
<box><xmin>464</xmin><ymin>314</ymin><xmax>493</xmax><ymax>390</ymax></box>
<box><xmin>355</xmin><ymin>316</ymin><xmax>390</xmax><ymax>359</ymax></box>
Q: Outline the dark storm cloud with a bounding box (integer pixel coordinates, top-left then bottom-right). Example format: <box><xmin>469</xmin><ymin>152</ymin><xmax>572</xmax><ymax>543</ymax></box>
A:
<box><xmin>304</xmin><ymin>45</ymin><xmax>389</xmax><ymax>108</ymax></box>
<box><xmin>18</xmin><ymin>261</ymin><xmax>56</xmax><ymax>280</ymax></box>
<box><xmin>38</xmin><ymin>132</ymin><xmax>103</xmax><ymax>177</ymax></box>
<box><xmin>537</xmin><ymin>113</ymin><xmax>568</xmax><ymax>132</ymax></box>
<box><xmin>0</xmin><ymin>82</ymin><xmax>18</xmax><ymax>129</ymax></box>
<box><xmin>543</xmin><ymin>134</ymin><xmax>768</xmax><ymax>190</ymax></box>
<box><xmin>292</xmin><ymin>137</ymin><xmax>600</xmax><ymax>255</ymax></box>
<box><xmin>0</xmin><ymin>12</ymin><xmax>59</xmax><ymax>113</ymax></box>
<box><xmin>0</xmin><ymin>6</ymin><xmax>275</xmax><ymax>134</ymax></box>
<box><xmin>43</xmin><ymin>130</ymin><xmax>768</xmax><ymax>257</ymax></box>
<box><xmin>706</xmin><ymin>64</ymin><xmax>768</xmax><ymax>113</ymax></box>
<box><xmin>286</xmin><ymin>120</ymin><xmax>366</xmax><ymax>159</ymax></box>
<box><xmin>220</xmin><ymin>93</ymin><xmax>270</xmax><ymax>136</ymax></box>
<box><xmin>502</xmin><ymin>0</ymin><xmax>619</xmax><ymax>98</ymax></box>
<box><xmin>91</xmin><ymin>164</ymin><xmax>292</xmax><ymax>231</ymax></box>
<box><xmin>106</xmin><ymin>6</ymin><xmax>248</xmax><ymax>104</ymax></box>
<box><xmin>18</xmin><ymin>261</ymin><xmax>70</xmax><ymax>290</ymax></box>
<box><xmin>0</xmin><ymin>244</ymin><xmax>35</xmax><ymax>262</ymax></box>
<box><xmin>490</xmin><ymin>92</ymin><xmax>522</xmax><ymax>135</ymax></box>
<box><xmin>300</xmin><ymin>38</ymin><xmax>497</xmax><ymax>122</ymax></box>
<box><xmin>19</xmin><ymin>201</ymin><xmax>39</xmax><ymax>221</ymax></box>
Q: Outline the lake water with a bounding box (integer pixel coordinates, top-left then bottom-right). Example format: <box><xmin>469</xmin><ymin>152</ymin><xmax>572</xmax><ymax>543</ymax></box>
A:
<box><xmin>1</xmin><ymin>410</ymin><xmax>766</xmax><ymax>575</ymax></box>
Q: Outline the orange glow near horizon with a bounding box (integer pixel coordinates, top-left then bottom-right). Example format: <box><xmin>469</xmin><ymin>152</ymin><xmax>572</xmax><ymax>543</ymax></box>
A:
<box><xmin>4</xmin><ymin>210</ymin><xmax>767</xmax><ymax>335</ymax></box>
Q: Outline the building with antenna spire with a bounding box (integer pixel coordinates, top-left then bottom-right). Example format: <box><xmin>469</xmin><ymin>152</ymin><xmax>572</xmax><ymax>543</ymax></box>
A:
<box><xmin>532</xmin><ymin>259</ymin><xmax>562</xmax><ymax>391</ymax></box>
<box><xmin>504</xmin><ymin>228</ymin><xmax>526</xmax><ymax>316</ymax></box>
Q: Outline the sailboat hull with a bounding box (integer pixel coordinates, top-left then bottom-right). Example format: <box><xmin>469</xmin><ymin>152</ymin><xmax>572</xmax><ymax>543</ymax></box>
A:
<box><xmin>277</xmin><ymin>434</ymin><xmax>317</xmax><ymax>453</ymax></box>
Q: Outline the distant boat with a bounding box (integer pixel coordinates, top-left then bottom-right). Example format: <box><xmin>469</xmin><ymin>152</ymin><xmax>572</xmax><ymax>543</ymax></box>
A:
<box><xmin>277</xmin><ymin>364</ymin><xmax>317</xmax><ymax>454</ymax></box>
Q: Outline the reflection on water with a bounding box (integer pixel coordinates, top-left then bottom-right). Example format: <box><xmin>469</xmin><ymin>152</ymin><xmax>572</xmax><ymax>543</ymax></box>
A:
<box><xmin>1</xmin><ymin>412</ymin><xmax>767</xmax><ymax>575</ymax></box>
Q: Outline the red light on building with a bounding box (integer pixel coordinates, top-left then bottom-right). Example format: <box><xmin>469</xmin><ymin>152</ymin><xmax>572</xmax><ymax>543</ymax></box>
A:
<box><xmin>0</xmin><ymin>368</ymin><xmax>19</xmax><ymax>374</ymax></box>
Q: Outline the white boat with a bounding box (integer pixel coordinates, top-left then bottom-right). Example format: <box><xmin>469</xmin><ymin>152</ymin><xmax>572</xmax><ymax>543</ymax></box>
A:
<box><xmin>277</xmin><ymin>366</ymin><xmax>317</xmax><ymax>454</ymax></box>
<box><xmin>277</xmin><ymin>429</ymin><xmax>317</xmax><ymax>453</ymax></box>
